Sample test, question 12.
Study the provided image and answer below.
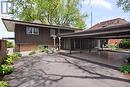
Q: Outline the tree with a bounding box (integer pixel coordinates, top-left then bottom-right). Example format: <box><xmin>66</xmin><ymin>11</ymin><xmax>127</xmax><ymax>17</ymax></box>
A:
<box><xmin>118</xmin><ymin>39</ymin><xmax>130</xmax><ymax>48</ymax></box>
<box><xmin>117</xmin><ymin>0</ymin><xmax>130</xmax><ymax>12</ymax></box>
<box><xmin>7</xmin><ymin>41</ymin><xmax>14</xmax><ymax>48</ymax></box>
<box><xmin>11</xmin><ymin>0</ymin><xmax>87</xmax><ymax>29</ymax></box>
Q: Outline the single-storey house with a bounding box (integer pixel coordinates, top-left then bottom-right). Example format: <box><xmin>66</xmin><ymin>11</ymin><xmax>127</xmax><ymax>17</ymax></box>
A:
<box><xmin>2</xmin><ymin>18</ymin><xmax>80</xmax><ymax>51</ymax></box>
<box><xmin>2</xmin><ymin>18</ymin><xmax>130</xmax><ymax>52</ymax></box>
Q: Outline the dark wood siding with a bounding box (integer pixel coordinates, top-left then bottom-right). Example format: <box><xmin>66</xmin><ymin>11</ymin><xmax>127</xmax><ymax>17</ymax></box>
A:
<box><xmin>15</xmin><ymin>24</ymin><xmax>74</xmax><ymax>45</ymax></box>
<box><xmin>0</xmin><ymin>40</ymin><xmax>7</xmax><ymax>64</ymax></box>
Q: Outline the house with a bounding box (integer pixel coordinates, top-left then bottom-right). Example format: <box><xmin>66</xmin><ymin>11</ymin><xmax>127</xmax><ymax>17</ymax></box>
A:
<box><xmin>0</xmin><ymin>40</ymin><xmax>7</xmax><ymax>64</ymax></box>
<box><xmin>2</xmin><ymin>18</ymin><xmax>129</xmax><ymax>52</ymax></box>
<box><xmin>2</xmin><ymin>18</ymin><xmax>80</xmax><ymax>52</ymax></box>
<box><xmin>90</xmin><ymin>18</ymin><xmax>129</xmax><ymax>46</ymax></box>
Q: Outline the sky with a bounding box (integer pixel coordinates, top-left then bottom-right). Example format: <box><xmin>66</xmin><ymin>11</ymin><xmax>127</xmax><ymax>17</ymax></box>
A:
<box><xmin>0</xmin><ymin>0</ymin><xmax>130</xmax><ymax>39</ymax></box>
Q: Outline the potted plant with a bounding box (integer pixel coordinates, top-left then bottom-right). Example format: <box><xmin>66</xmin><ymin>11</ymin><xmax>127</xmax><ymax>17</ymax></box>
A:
<box><xmin>119</xmin><ymin>64</ymin><xmax>130</xmax><ymax>79</ymax></box>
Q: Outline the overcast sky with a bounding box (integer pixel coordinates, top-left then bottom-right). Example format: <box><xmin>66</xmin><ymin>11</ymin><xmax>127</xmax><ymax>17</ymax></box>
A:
<box><xmin>0</xmin><ymin>0</ymin><xmax>130</xmax><ymax>38</ymax></box>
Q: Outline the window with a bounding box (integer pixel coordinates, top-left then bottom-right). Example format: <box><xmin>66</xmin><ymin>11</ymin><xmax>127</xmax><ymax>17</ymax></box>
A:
<box><xmin>1</xmin><ymin>1</ymin><xmax>14</xmax><ymax>14</ymax></box>
<box><xmin>50</xmin><ymin>29</ymin><xmax>55</xmax><ymax>37</ymax></box>
<box><xmin>26</xmin><ymin>27</ymin><xmax>39</xmax><ymax>35</ymax></box>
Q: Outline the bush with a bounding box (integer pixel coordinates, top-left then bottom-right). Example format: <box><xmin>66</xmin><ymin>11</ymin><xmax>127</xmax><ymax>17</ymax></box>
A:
<box><xmin>5</xmin><ymin>56</ymin><xmax>14</xmax><ymax>65</ymax></box>
<box><xmin>118</xmin><ymin>39</ymin><xmax>130</xmax><ymax>49</ymax></box>
<box><xmin>0</xmin><ymin>81</ymin><xmax>8</xmax><ymax>87</ymax></box>
<box><xmin>0</xmin><ymin>65</ymin><xmax>13</xmax><ymax>75</ymax></box>
<box><xmin>5</xmin><ymin>52</ymin><xmax>22</xmax><ymax>65</ymax></box>
<box><xmin>29</xmin><ymin>51</ymin><xmax>36</xmax><ymax>55</ymax></box>
<box><xmin>13</xmin><ymin>52</ymin><xmax>22</xmax><ymax>58</ymax></box>
<box><xmin>40</xmin><ymin>48</ymin><xmax>49</xmax><ymax>53</ymax></box>
<box><xmin>119</xmin><ymin>65</ymin><xmax>130</xmax><ymax>74</ymax></box>
<box><xmin>7</xmin><ymin>41</ymin><xmax>14</xmax><ymax>48</ymax></box>
<box><xmin>108</xmin><ymin>45</ymin><xmax>118</xmax><ymax>50</ymax></box>
<box><xmin>37</xmin><ymin>45</ymin><xmax>49</xmax><ymax>53</ymax></box>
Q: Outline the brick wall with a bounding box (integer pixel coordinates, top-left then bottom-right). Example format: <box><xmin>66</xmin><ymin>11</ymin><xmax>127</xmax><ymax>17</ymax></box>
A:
<box><xmin>0</xmin><ymin>40</ymin><xmax>7</xmax><ymax>64</ymax></box>
<box><xmin>15</xmin><ymin>43</ymin><xmax>55</xmax><ymax>52</ymax></box>
<box><xmin>108</xmin><ymin>39</ymin><xmax>122</xmax><ymax>45</ymax></box>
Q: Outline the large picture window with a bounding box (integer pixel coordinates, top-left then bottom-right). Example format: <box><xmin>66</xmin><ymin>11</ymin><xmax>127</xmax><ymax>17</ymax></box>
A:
<box><xmin>26</xmin><ymin>27</ymin><xmax>39</xmax><ymax>35</ymax></box>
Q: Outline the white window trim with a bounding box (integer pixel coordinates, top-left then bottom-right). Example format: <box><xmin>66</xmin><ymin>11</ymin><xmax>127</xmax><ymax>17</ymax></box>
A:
<box><xmin>26</xmin><ymin>27</ymin><xmax>39</xmax><ymax>35</ymax></box>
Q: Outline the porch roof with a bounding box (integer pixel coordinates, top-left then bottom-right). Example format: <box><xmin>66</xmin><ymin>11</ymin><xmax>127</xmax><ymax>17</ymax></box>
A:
<box><xmin>59</xmin><ymin>23</ymin><xmax>130</xmax><ymax>39</ymax></box>
<box><xmin>1</xmin><ymin>18</ymin><xmax>81</xmax><ymax>32</ymax></box>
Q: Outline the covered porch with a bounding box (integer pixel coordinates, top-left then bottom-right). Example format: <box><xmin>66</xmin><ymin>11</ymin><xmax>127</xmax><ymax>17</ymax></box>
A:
<box><xmin>59</xmin><ymin>23</ymin><xmax>130</xmax><ymax>68</ymax></box>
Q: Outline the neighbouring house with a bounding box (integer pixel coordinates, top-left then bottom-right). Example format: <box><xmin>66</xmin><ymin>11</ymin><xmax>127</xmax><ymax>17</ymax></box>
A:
<box><xmin>2</xmin><ymin>18</ymin><xmax>80</xmax><ymax>52</ymax></box>
<box><xmin>0</xmin><ymin>40</ymin><xmax>7</xmax><ymax>64</ymax></box>
<box><xmin>90</xmin><ymin>18</ymin><xmax>129</xmax><ymax>46</ymax></box>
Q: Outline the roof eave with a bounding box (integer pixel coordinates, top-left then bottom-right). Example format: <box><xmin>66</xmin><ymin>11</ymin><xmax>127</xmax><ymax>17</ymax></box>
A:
<box><xmin>1</xmin><ymin>18</ymin><xmax>81</xmax><ymax>31</ymax></box>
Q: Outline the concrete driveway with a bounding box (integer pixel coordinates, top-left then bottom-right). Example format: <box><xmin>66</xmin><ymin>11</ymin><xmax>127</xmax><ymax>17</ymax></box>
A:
<box><xmin>4</xmin><ymin>53</ymin><xmax>130</xmax><ymax>87</ymax></box>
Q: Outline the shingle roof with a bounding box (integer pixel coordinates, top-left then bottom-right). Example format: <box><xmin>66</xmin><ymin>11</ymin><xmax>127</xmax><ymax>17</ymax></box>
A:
<box><xmin>90</xmin><ymin>18</ymin><xmax>128</xmax><ymax>30</ymax></box>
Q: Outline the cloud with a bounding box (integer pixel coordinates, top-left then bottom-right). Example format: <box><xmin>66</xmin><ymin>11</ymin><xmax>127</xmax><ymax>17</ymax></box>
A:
<box><xmin>83</xmin><ymin>0</ymin><xmax>112</xmax><ymax>10</ymax></box>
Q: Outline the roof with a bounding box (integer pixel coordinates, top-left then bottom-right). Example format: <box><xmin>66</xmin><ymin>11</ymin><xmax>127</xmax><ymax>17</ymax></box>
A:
<box><xmin>2</xmin><ymin>18</ymin><xmax>81</xmax><ymax>32</ymax></box>
<box><xmin>90</xmin><ymin>18</ymin><xmax>128</xmax><ymax>30</ymax></box>
<box><xmin>59</xmin><ymin>23</ymin><xmax>130</xmax><ymax>39</ymax></box>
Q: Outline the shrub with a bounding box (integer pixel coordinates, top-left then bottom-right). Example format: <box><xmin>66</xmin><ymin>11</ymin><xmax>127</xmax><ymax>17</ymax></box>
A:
<box><xmin>40</xmin><ymin>48</ymin><xmax>49</xmax><ymax>53</ymax></box>
<box><xmin>37</xmin><ymin>45</ymin><xmax>49</xmax><ymax>53</ymax></box>
<box><xmin>118</xmin><ymin>39</ymin><xmax>130</xmax><ymax>49</ymax></box>
<box><xmin>0</xmin><ymin>65</ymin><xmax>13</xmax><ymax>75</ymax></box>
<box><xmin>108</xmin><ymin>44</ymin><xmax>118</xmax><ymax>50</ymax></box>
<box><xmin>7</xmin><ymin>41</ymin><xmax>14</xmax><ymax>48</ymax></box>
<box><xmin>13</xmin><ymin>52</ymin><xmax>22</xmax><ymax>58</ymax></box>
<box><xmin>0</xmin><ymin>81</ymin><xmax>8</xmax><ymax>87</ymax></box>
<box><xmin>29</xmin><ymin>51</ymin><xmax>36</xmax><ymax>55</ymax></box>
<box><xmin>5</xmin><ymin>52</ymin><xmax>22</xmax><ymax>65</ymax></box>
<box><xmin>5</xmin><ymin>57</ymin><xmax>14</xmax><ymax>65</ymax></box>
<box><xmin>119</xmin><ymin>65</ymin><xmax>130</xmax><ymax>74</ymax></box>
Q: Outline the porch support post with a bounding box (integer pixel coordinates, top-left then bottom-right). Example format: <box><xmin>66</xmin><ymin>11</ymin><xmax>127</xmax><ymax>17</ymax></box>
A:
<box><xmin>80</xmin><ymin>39</ymin><xmax>82</xmax><ymax>53</ymax></box>
<box><xmin>69</xmin><ymin>38</ymin><xmax>72</xmax><ymax>54</ymax></box>
<box><xmin>53</xmin><ymin>35</ymin><xmax>56</xmax><ymax>49</ymax></box>
<box><xmin>97</xmin><ymin>39</ymin><xmax>101</xmax><ymax>49</ymax></box>
<box><xmin>89</xmin><ymin>39</ymin><xmax>91</xmax><ymax>53</ymax></box>
<box><xmin>58</xmin><ymin>37</ymin><xmax>61</xmax><ymax>51</ymax></box>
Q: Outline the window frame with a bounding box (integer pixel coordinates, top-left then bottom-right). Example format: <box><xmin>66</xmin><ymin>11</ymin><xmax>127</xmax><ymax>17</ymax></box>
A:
<box><xmin>26</xmin><ymin>27</ymin><xmax>39</xmax><ymax>35</ymax></box>
<box><xmin>50</xmin><ymin>29</ymin><xmax>56</xmax><ymax>37</ymax></box>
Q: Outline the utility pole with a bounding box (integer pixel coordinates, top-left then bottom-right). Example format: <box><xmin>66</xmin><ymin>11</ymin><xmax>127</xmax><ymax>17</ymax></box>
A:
<box><xmin>90</xmin><ymin>0</ymin><xmax>93</xmax><ymax>27</ymax></box>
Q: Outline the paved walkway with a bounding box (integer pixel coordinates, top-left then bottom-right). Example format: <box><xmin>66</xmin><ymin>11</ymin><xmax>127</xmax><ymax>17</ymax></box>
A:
<box><xmin>4</xmin><ymin>54</ymin><xmax>130</xmax><ymax>87</ymax></box>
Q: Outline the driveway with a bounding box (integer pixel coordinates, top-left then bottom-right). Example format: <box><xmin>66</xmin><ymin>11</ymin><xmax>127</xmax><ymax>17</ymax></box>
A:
<box><xmin>60</xmin><ymin>50</ymin><xmax>130</xmax><ymax>67</ymax></box>
<box><xmin>4</xmin><ymin>53</ymin><xmax>130</xmax><ymax>87</ymax></box>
